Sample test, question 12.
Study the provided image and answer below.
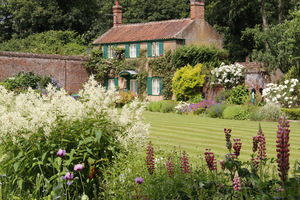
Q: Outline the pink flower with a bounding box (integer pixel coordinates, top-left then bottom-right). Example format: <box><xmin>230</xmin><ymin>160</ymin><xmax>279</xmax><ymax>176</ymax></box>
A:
<box><xmin>204</xmin><ymin>148</ymin><xmax>217</xmax><ymax>171</ymax></box>
<box><xmin>166</xmin><ymin>160</ymin><xmax>175</xmax><ymax>177</ymax></box>
<box><xmin>74</xmin><ymin>164</ymin><xmax>84</xmax><ymax>171</ymax></box>
<box><xmin>57</xmin><ymin>149</ymin><xmax>66</xmax><ymax>158</ymax></box>
<box><xmin>135</xmin><ymin>177</ymin><xmax>144</xmax><ymax>184</ymax></box>
<box><xmin>220</xmin><ymin>160</ymin><xmax>225</xmax><ymax>170</ymax></box>
<box><xmin>224</xmin><ymin>129</ymin><xmax>232</xmax><ymax>151</ymax></box>
<box><xmin>64</xmin><ymin>172</ymin><xmax>74</xmax><ymax>180</ymax></box>
<box><xmin>233</xmin><ymin>173</ymin><xmax>242</xmax><ymax>191</ymax></box>
<box><xmin>233</xmin><ymin>138</ymin><xmax>242</xmax><ymax>158</ymax></box>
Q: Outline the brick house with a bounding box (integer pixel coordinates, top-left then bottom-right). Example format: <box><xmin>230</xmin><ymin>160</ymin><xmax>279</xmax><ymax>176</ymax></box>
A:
<box><xmin>93</xmin><ymin>0</ymin><xmax>223</xmax><ymax>101</ymax></box>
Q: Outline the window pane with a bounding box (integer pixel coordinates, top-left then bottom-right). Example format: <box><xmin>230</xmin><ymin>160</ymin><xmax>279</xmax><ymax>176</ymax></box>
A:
<box><xmin>130</xmin><ymin>79</ymin><xmax>137</xmax><ymax>93</ymax></box>
<box><xmin>152</xmin><ymin>79</ymin><xmax>160</xmax><ymax>95</ymax></box>
<box><xmin>130</xmin><ymin>44</ymin><xmax>136</xmax><ymax>58</ymax></box>
<box><xmin>108</xmin><ymin>79</ymin><xmax>115</xmax><ymax>90</ymax></box>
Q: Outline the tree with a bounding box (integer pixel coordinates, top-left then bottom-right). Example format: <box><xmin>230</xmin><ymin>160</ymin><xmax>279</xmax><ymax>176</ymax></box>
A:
<box><xmin>248</xmin><ymin>10</ymin><xmax>300</xmax><ymax>78</ymax></box>
<box><xmin>172</xmin><ymin>63</ymin><xmax>205</xmax><ymax>101</ymax></box>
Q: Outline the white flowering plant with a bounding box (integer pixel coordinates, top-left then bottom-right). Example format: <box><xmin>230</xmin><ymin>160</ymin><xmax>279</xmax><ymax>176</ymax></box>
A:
<box><xmin>0</xmin><ymin>76</ymin><xmax>149</xmax><ymax>198</ymax></box>
<box><xmin>210</xmin><ymin>63</ymin><xmax>245</xmax><ymax>89</ymax></box>
<box><xmin>262</xmin><ymin>79</ymin><xmax>299</xmax><ymax>108</ymax></box>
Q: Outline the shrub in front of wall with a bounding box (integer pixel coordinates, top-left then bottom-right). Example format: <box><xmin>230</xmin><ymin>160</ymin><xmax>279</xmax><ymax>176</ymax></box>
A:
<box><xmin>160</xmin><ymin>101</ymin><xmax>177</xmax><ymax>113</ymax></box>
<box><xmin>206</xmin><ymin>103</ymin><xmax>227</xmax><ymax>118</ymax></box>
<box><xmin>148</xmin><ymin>101</ymin><xmax>163</xmax><ymax>112</ymax></box>
<box><xmin>228</xmin><ymin>84</ymin><xmax>250</xmax><ymax>105</ymax></box>
<box><xmin>223</xmin><ymin>105</ymin><xmax>250</xmax><ymax>120</ymax></box>
<box><xmin>281</xmin><ymin>108</ymin><xmax>300</xmax><ymax>120</ymax></box>
<box><xmin>259</xmin><ymin>102</ymin><xmax>282</xmax><ymax>121</ymax></box>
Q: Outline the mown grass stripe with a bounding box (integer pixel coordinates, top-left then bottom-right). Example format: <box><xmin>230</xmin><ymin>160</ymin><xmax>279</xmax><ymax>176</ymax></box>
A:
<box><xmin>143</xmin><ymin>111</ymin><xmax>300</xmax><ymax>165</ymax></box>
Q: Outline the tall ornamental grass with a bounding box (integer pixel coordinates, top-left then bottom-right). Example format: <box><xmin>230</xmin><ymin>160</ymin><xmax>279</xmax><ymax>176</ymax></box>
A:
<box><xmin>0</xmin><ymin>76</ymin><xmax>149</xmax><ymax>199</ymax></box>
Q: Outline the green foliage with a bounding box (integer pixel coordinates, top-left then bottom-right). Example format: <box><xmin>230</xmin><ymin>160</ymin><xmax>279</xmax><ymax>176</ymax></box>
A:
<box><xmin>223</xmin><ymin>105</ymin><xmax>250</xmax><ymax>120</ymax></box>
<box><xmin>249</xmin><ymin>108</ymin><xmax>265</xmax><ymax>121</ymax></box>
<box><xmin>259</xmin><ymin>103</ymin><xmax>283</xmax><ymax>121</ymax></box>
<box><xmin>206</xmin><ymin>103</ymin><xmax>227</xmax><ymax>118</ymax></box>
<box><xmin>0</xmin><ymin>30</ymin><xmax>86</xmax><ymax>55</ymax></box>
<box><xmin>281</xmin><ymin>108</ymin><xmax>300</xmax><ymax>120</ymax></box>
<box><xmin>172</xmin><ymin>63</ymin><xmax>205</xmax><ymax>101</ymax></box>
<box><xmin>228</xmin><ymin>84</ymin><xmax>250</xmax><ymax>105</ymax></box>
<box><xmin>0</xmin><ymin>71</ymin><xmax>59</xmax><ymax>93</ymax></box>
<box><xmin>189</xmin><ymin>93</ymin><xmax>204</xmax><ymax>104</ymax></box>
<box><xmin>171</xmin><ymin>45</ymin><xmax>229</xmax><ymax>69</ymax></box>
<box><xmin>147</xmin><ymin>101</ymin><xmax>176</xmax><ymax>113</ymax></box>
<box><xmin>117</xmin><ymin>91</ymin><xmax>138</xmax><ymax>107</ymax></box>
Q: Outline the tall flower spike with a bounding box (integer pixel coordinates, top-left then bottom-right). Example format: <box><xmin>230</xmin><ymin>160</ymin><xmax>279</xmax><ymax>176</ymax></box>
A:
<box><xmin>146</xmin><ymin>141</ymin><xmax>155</xmax><ymax>175</ymax></box>
<box><xmin>233</xmin><ymin>173</ymin><xmax>242</xmax><ymax>191</ymax></box>
<box><xmin>257</xmin><ymin>123</ymin><xmax>267</xmax><ymax>161</ymax></box>
<box><xmin>181</xmin><ymin>151</ymin><xmax>190</xmax><ymax>174</ymax></box>
<box><xmin>224</xmin><ymin>128</ymin><xmax>232</xmax><ymax>151</ymax></box>
<box><xmin>166</xmin><ymin>159</ymin><xmax>175</xmax><ymax>177</ymax></box>
<box><xmin>276</xmin><ymin>116</ymin><xmax>290</xmax><ymax>183</ymax></box>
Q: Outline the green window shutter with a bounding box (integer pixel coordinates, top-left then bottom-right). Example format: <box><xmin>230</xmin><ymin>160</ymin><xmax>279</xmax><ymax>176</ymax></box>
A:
<box><xmin>103</xmin><ymin>45</ymin><xmax>107</xmax><ymax>58</ymax></box>
<box><xmin>147</xmin><ymin>77</ymin><xmax>152</xmax><ymax>95</ymax></box>
<box><xmin>104</xmin><ymin>78</ymin><xmax>108</xmax><ymax>90</ymax></box>
<box><xmin>136</xmin><ymin>43</ymin><xmax>140</xmax><ymax>57</ymax></box>
<box><xmin>147</xmin><ymin>42</ymin><xmax>152</xmax><ymax>57</ymax></box>
<box><xmin>114</xmin><ymin>77</ymin><xmax>118</xmax><ymax>87</ymax></box>
<box><xmin>136</xmin><ymin>80</ymin><xmax>139</xmax><ymax>94</ymax></box>
<box><xmin>159</xmin><ymin>41</ymin><xmax>164</xmax><ymax>56</ymax></box>
<box><xmin>125</xmin><ymin>44</ymin><xmax>129</xmax><ymax>58</ymax></box>
<box><xmin>159</xmin><ymin>77</ymin><xmax>163</xmax><ymax>95</ymax></box>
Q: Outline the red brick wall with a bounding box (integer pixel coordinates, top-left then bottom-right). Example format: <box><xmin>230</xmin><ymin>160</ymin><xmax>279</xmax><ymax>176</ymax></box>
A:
<box><xmin>0</xmin><ymin>51</ymin><xmax>89</xmax><ymax>94</ymax></box>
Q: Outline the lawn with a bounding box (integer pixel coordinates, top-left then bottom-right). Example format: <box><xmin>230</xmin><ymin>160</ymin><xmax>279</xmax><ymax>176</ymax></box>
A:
<box><xmin>143</xmin><ymin>111</ymin><xmax>300</xmax><ymax>166</ymax></box>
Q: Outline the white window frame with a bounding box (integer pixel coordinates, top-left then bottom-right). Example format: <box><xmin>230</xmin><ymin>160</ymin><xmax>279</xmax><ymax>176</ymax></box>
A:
<box><xmin>107</xmin><ymin>45</ymin><xmax>114</xmax><ymax>59</ymax></box>
<box><xmin>130</xmin><ymin>44</ymin><xmax>136</xmax><ymax>58</ymax></box>
<box><xmin>152</xmin><ymin>78</ymin><xmax>160</xmax><ymax>95</ymax></box>
<box><xmin>152</xmin><ymin>42</ymin><xmax>159</xmax><ymax>57</ymax></box>
<box><xmin>130</xmin><ymin>79</ymin><xmax>138</xmax><ymax>93</ymax></box>
<box><xmin>108</xmin><ymin>78</ymin><xmax>115</xmax><ymax>90</ymax></box>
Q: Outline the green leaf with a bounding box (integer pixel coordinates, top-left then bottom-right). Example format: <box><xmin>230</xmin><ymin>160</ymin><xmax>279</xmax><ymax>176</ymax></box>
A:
<box><xmin>95</xmin><ymin>129</ymin><xmax>102</xmax><ymax>144</ymax></box>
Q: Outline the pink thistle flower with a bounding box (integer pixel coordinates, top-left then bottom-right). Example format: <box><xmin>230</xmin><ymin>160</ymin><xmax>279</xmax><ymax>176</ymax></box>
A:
<box><xmin>233</xmin><ymin>173</ymin><xmax>242</xmax><ymax>191</ymax></box>
<box><xmin>166</xmin><ymin>159</ymin><xmax>175</xmax><ymax>177</ymax></box>
<box><xmin>135</xmin><ymin>177</ymin><xmax>144</xmax><ymax>184</ymax></box>
<box><xmin>74</xmin><ymin>164</ymin><xmax>84</xmax><ymax>171</ymax></box>
<box><xmin>146</xmin><ymin>141</ymin><xmax>155</xmax><ymax>175</ymax></box>
<box><xmin>233</xmin><ymin>138</ymin><xmax>242</xmax><ymax>158</ymax></box>
<box><xmin>204</xmin><ymin>148</ymin><xmax>217</xmax><ymax>171</ymax></box>
<box><xmin>64</xmin><ymin>172</ymin><xmax>74</xmax><ymax>180</ymax></box>
<box><xmin>276</xmin><ymin>116</ymin><xmax>290</xmax><ymax>183</ymax></box>
<box><xmin>57</xmin><ymin>149</ymin><xmax>66</xmax><ymax>158</ymax></box>
<box><xmin>181</xmin><ymin>151</ymin><xmax>190</xmax><ymax>174</ymax></box>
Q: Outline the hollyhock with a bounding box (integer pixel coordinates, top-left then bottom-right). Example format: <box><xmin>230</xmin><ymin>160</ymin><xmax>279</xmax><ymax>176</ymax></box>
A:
<box><xmin>135</xmin><ymin>177</ymin><xmax>144</xmax><ymax>184</ymax></box>
<box><xmin>74</xmin><ymin>164</ymin><xmax>84</xmax><ymax>171</ymax></box>
<box><xmin>57</xmin><ymin>149</ymin><xmax>66</xmax><ymax>158</ymax></box>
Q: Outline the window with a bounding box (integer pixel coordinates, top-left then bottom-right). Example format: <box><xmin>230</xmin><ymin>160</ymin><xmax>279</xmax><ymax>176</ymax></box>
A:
<box><xmin>130</xmin><ymin>44</ymin><xmax>136</xmax><ymax>58</ymax></box>
<box><xmin>107</xmin><ymin>45</ymin><xmax>114</xmax><ymax>59</ymax></box>
<box><xmin>152</xmin><ymin>42</ymin><xmax>159</xmax><ymax>56</ymax></box>
<box><xmin>152</xmin><ymin>78</ymin><xmax>160</xmax><ymax>95</ymax></box>
<box><xmin>108</xmin><ymin>79</ymin><xmax>115</xmax><ymax>90</ymax></box>
<box><xmin>130</xmin><ymin>79</ymin><xmax>138</xmax><ymax>93</ymax></box>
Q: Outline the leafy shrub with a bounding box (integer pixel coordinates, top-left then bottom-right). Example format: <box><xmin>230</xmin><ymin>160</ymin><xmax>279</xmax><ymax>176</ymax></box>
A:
<box><xmin>228</xmin><ymin>84</ymin><xmax>250</xmax><ymax>105</ymax></box>
<box><xmin>206</xmin><ymin>103</ymin><xmax>226</xmax><ymax>118</ymax></box>
<box><xmin>259</xmin><ymin>102</ymin><xmax>282</xmax><ymax>121</ymax></box>
<box><xmin>172</xmin><ymin>63</ymin><xmax>205</xmax><ymax>101</ymax></box>
<box><xmin>223</xmin><ymin>105</ymin><xmax>250</xmax><ymax>120</ymax></box>
<box><xmin>172</xmin><ymin>45</ymin><xmax>229</xmax><ymax>69</ymax></box>
<box><xmin>0</xmin><ymin>71</ymin><xmax>60</xmax><ymax>93</ymax></box>
<box><xmin>281</xmin><ymin>108</ymin><xmax>300</xmax><ymax>120</ymax></box>
<box><xmin>147</xmin><ymin>101</ymin><xmax>176</xmax><ymax>113</ymax></box>
<box><xmin>189</xmin><ymin>93</ymin><xmax>203</xmax><ymax>103</ymax></box>
<box><xmin>249</xmin><ymin>108</ymin><xmax>265</xmax><ymax>121</ymax></box>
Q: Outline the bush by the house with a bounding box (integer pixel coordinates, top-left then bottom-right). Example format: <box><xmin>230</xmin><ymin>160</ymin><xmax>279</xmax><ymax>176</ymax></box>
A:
<box><xmin>172</xmin><ymin>63</ymin><xmax>205</xmax><ymax>101</ymax></box>
<box><xmin>206</xmin><ymin>103</ymin><xmax>227</xmax><ymax>118</ymax></box>
<box><xmin>227</xmin><ymin>84</ymin><xmax>250</xmax><ymax>105</ymax></box>
<box><xmin>147</xmin><ymin>100</ymin><xmax>177</xmax><ymax>113</ymax></box>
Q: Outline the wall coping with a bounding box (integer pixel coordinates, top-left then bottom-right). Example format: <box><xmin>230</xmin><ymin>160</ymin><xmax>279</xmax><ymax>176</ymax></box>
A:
<box><xmin>0</xmin><ymin>51</ymin><xmax>89</xmax><ymax>61</ymax></box>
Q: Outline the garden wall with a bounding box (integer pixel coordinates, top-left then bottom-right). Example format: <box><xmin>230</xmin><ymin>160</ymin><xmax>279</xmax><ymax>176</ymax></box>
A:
<box><xmin>0</xmin><ymin>51</ymin><xmax>89</xmax><ymax>94</ymax></box>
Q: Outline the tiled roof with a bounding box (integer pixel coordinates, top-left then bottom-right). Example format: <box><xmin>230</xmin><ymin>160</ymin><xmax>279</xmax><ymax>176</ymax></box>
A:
<box><xmin>93</xmin><ymin>18</ymin><xmax>193</xmax><ymax>44</ymax></box>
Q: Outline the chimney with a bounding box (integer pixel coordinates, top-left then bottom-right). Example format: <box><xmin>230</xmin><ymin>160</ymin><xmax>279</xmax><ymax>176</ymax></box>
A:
<box><xmin>113</xmin><ymin>0</ymin><xmax>122</xmax><ymax>26</ymax></box>
<box><xmin>190</xmin><ymin>0</ymin><xmax>205</xmax><ymax>20</ymax></box>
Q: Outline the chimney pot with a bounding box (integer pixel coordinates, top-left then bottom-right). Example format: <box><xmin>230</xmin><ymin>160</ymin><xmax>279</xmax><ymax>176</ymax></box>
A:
<box><xmin>113</xmin><ymin>1</ymin><xmax>122</xmax><ymax>26</ymax></box>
